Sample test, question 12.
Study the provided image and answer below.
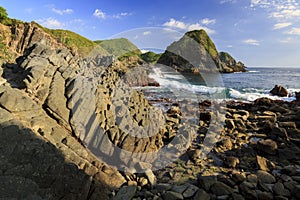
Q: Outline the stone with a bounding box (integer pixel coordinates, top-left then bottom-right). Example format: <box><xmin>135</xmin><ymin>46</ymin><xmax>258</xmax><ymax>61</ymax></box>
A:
<box><xmin>224</xmin><ymin>156</ymin><xmax>240</xmax><ymax>168</ymax></box>
<box><xmin>232</xmin><ymin>193</ymin><xmax>245</xmax><ymax>200</ymax></box>
<box><xmin>296</xmin><ymin>92</ymin><xmax>300</xmax><ymax>102</ymax></box>
<box><xmin>257</xmin><ymin>191</ymin><xmax>273</xmax><ymax>200</ymax></box>
<box><xmin>272</xmin><ymin>182</ymin><xmax>285</xmax><ymax>196</ymax></box>
<box><xmin>182</xmin><ymin>184</ymin><xmax>199</xmax><ymax>198</ymax></box>
<box><xmin>231</xmin><ymin>172</ymin><xmax>246</xmax><ymax>183</ymax></box>
<box><xmin>155</xmin><ymin>183</ymin><xmax>172</xmax><ymax>191</ymax></box>
<box><xmin>278</xmin><ymin>122</ymin><xmax>296</xmax><ymax>129</ymax></box>
<box><xmin>162</xmin><ymin>191</ymin><xmax>184</xmax><ymax>200</ymax></box>
<box><xmin>270</xmin><ymin>85</ymin><xmax>288</xmax><ymax>97</ymax></box>
<box><xmin>193</xmin><ymin>189</ymin><xmax>210</xmax><ymax>200</ymax></box>
<box><xmin>198</xmin><ymin>175</ymin><xmax>217</xmax><ymax>191</ymax></box>
<box><xmin>257</xmin><ymin>170</ymin><xmax>276</xmax><ymax>184</ymax></box>
<box><xmin>256</xmin><ymin>155</ymin><xmax>275</xmax><ymax>172</ymax></box>
<box><xmin>113</xmin><ymin>186</ymin><xmax>137</xmax><ymax>200</ymax></box>
<box><xmin>144</xmin><ymin>169</ymin><xmax>156</xmax><ymax>186</ymax></box>
<box><xmin>247</xmin><ymin>174</ymin><xmax>258</xmax><ymax>185</ymax></box>
<box><xmin>210</xmin><ymin>182</ymin><xmax>233</xmax><ymax>196</ymax></box>
<box><xmin>257</xmin><ymin>139</ymin><xmax>278</xmax><ymax>155</ymax></box>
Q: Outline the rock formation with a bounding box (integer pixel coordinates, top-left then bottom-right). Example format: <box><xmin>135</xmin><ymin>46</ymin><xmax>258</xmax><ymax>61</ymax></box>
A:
<box><xmin>270</xmin><ymin>85</ymin><xmax>289</xmax><ymax>97</ymax></box>
<box><xmin>157</xmin><ymin>29</ymin><xmax>247</xmax><ymax>73</ymax></box>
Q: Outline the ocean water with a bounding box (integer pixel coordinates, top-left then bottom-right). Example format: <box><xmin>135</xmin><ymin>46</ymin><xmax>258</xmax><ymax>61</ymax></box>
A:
<box><xmin>142</xmin><ymin>66</ymin><xmax>300</xmax><ymax>102</ymax></box>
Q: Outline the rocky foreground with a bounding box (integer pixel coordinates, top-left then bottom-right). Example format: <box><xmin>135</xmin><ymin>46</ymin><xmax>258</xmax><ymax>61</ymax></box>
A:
<box><xmin>0</xmin><ymin>42</ymin><xmax>299</xmax><ymax>200</ymax></box>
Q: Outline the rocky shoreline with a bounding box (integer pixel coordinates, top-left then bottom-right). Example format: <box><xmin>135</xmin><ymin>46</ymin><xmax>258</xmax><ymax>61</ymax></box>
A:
<box><xmin>0</xmin><ymin>42</ymin><xmax>299</xmax><ymax>200</ymax></box>
<box><xmin>108</xmin><ymin>95</ymin><xmax>300</xmax><ymax>200</ymax></box>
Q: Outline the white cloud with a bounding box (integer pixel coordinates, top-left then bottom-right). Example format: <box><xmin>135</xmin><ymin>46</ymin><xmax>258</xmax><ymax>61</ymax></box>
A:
<box><xmin>286</xmin><ymin>27</ymin><xmax>300</xmax><ymax>35</ymax></box>
<box><xmin>250</xmin><ymin>0</ymin><xmax>300</xmax><ymax>20</ymax></box>
<box><xmin>279</xmin><ymin>37</ymin><xmax>293</xmax><ymax>43</ymax></box>
<box><xmin>163</xmin><ymin>18</ymin><xmax>186</xmax><ymax>29</ymax></box>
<box><xmin>273</xmin><ymin>22</ymin><xmax>292</xmax><ymax>30</ymax></box>
<box><xmin>163</xmin><ymin>18</ymin><xmax>216</xmax><ymax>34</ymax></box>
<box><xmin>243</xmin><ymin>39</ymin><xmax>260</xmax><ymax>45</ymax></box>
<box><xmin>93</xmin><ymin>9</ymin><xmax>106</xmax><ymax>19</ymax></box>
<box><xmin>112</xmin><ymin>12</ymin><xmax>132</xmax><ymax>19</ymax></box>
<box><xmin>52</xmin><ymin>8</ymin><xmax>73</xmax><ymax>15</ymax></box>
<box><xmin>201</xmin><ymin>18</ymin><xmax>216</xmax><ymax>25</ymax></box>
<box><xmin>37</xmin><ymin>18</ymin><xmax>64</xmax><ymax>29</ymax></box>
<box><xmin>220</xmin><ymin>0</ymin><xmax>237</xmax><ymax>4</ymax></box>
<box><xmin>143</xmin><ymin>31</ymin><xmax>151</xmax><ymax>36</ymax></box>
<box><xmin>93</xmin><ymin>9</ymin><xmax>131</xmax><ymax>20</ymax></box>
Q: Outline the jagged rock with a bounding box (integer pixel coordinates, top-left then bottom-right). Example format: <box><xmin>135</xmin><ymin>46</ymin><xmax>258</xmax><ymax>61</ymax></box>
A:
<box><xmin>256</xmin><ymin>155</ymin><xmax>275</xmax><ymax>172</ymax></box>
<box><xmin>270</xmin><ymin>85</ymin><xmax>288</xmax><ymax>97</ymax></box>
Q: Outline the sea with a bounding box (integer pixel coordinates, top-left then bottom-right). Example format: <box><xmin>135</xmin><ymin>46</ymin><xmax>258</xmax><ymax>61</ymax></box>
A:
<box><xmin>139</xmin><ymin>66</ymin><xmax>300</xmax><ymax>103</ymax></box>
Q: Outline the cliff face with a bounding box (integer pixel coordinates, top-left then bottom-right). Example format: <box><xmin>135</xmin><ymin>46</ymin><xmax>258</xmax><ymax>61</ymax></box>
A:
<box><xmin>157</xmin><ymin>30</ymin><xmax>246</xmax><ymax>73</ymax></box>
<box><xmin>0</xmin><ymin>22</ymin><xmax>66</xmax><ymax>62</ymax></box>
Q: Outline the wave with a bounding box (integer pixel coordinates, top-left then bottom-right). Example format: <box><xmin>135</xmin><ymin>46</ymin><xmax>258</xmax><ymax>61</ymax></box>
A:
<box><xmin>228</xmin><ymin>88</ymin><xmax>297</xmax><ymax>102</ymax></box>
<box><xmin>147</xmin><ymin>67</ymin><xmax>299</xmax><ymax>102</ymax></box>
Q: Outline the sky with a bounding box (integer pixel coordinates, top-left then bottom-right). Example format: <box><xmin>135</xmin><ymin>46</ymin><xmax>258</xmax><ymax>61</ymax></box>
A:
<box><xmin>1</xmin><ymin>0</ymin><xmax>300</xmax><ymax>67</ymax></box>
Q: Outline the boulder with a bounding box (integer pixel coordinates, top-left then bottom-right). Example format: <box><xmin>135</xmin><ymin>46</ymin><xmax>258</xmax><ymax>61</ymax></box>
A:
<box><xmin>270</xmin><ymin>85</ymin><xmax>288</xmax><ymax>97</ymax></box>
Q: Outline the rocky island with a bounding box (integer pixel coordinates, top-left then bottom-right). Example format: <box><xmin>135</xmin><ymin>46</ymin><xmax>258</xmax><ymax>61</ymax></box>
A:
<box><xmin>0</xmin><ymin>9</ymin><xmax>299</xmax><ymax>200</ymax></box>
<box><xmin>157</xmin><ymin>30</ymin><xmax>247</xmax><ymax>73</ymax></box>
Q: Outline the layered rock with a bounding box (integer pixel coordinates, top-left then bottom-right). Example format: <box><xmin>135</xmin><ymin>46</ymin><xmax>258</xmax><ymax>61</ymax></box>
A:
<box><xmin>0</xmin><ymin>22</ymin><xmax>66</xmax><ymax>62</ymax></box>
<box><xmin>157</xmin><ymin>29</ymin><xmax>246</xmax><ymax>73</ymax></box>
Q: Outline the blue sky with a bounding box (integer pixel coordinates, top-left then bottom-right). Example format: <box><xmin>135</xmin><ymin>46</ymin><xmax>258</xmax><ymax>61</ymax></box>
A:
<box><xmin>1</xmin><ymin>0</ymin><xmax>300</xmax><ymax>67</ymax></box>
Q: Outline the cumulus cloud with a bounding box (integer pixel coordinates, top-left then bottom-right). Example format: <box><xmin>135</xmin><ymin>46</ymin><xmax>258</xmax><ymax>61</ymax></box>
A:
<box><xmin>163</xmin><ymin>18</ymin><xmax>216</xmax><ymax>34</ymax></box>
<box><xmin>52</xmin><ymin>8</ymin><xmax>73</xmax><ymax>15</ymax></box>
<box><xmin>37</xmin><ymin>18</ymin><xmax>65</xmax><ymax>29</ymax></box>
<box><xmin>286</xmin><ymin>27</ymin><xmax>300</xmax><ymax>35</ymax></box>
<box><xmin>93</xmin><ymin>9</ymin><xmax>106</xmax><ymax>19</ymax></box>
<box><xmin>273</xmin><ymin>22</ymin><xmax>292</xmax><ymax>30</ymax></box>
<box><xmin>243</xmin><ymin>39</ymin><xmax>260</xmax><ymax>45</ymax></box>
<box><xmin>201</xmin><ymin>18</ymin><xmax>216</xmax><ymax>25</ymax></box>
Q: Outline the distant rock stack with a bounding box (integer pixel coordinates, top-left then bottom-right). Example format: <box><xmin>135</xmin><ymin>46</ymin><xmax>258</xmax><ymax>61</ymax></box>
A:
<box><xmin>270</xmin><ymin>85</ymin><xmax>288</xmax><ymax>97</ymax></box>
<box><xmin>157</xmin><ymin>29</ymin><xmax>247</xmax><ymax>73</ymax></box>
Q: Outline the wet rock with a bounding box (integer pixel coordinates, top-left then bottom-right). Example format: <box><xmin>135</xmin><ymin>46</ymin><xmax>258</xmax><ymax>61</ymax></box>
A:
<box><xmin>270</xmin><ymin>85</ymin><xmax>288</xmax><ymax>97</ymax></box>
<box><xmin>257</xmin><ymin>139</ymin><xmax>278</xmax><ymax>155</ymax></box>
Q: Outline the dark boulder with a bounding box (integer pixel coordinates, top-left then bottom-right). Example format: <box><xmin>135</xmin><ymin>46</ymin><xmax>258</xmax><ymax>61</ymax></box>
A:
<box><xmin>270</xmin><ymin>85</ymin><xmax>288</xmax><ymax>97</ymax></box>
<box><xmin>295</xmin><ymin>92</ymin><xmax>300</xmax><ymax>101</ymax></box>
